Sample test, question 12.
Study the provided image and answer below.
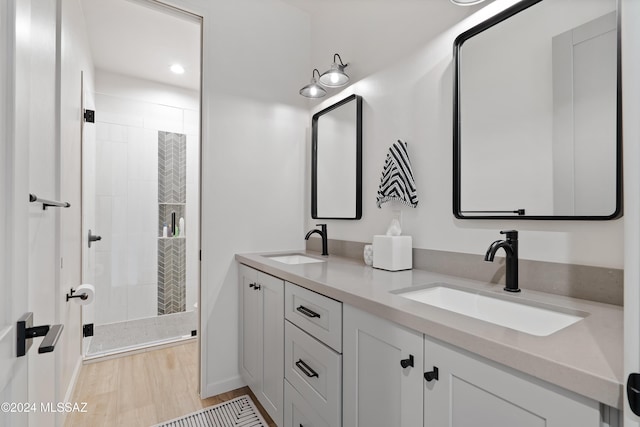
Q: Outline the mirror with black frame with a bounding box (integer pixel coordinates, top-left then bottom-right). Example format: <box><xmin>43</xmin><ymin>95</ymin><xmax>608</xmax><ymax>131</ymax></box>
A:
<box><xmin>453</xmin><ymin>0</ymin><xmax>621</xmax><ymax>220</ymax></box>
<box><xmin>312</xmin><ymin>94</ymin><xmax>363</xmax><ymax>219</ymax></box>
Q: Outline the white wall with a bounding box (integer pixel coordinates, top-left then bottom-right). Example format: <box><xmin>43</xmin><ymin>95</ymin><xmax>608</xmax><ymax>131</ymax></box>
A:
<box><xmin>300</xmin><ymin>1</ymin><xmax>476</xmax><ymax>87</ymax></box>
<box><xmin>154</xmin><ymin>0</ymin><xmax>310</xmax><ymax>397</ymax></box>
<box><xmin>92</xmin><ymin>70</ymin><xmax>200</xmax><ymax>324</ymax></box>
<box><xmin>58</xmin><ymin>0</ymin><xmax>95</xmax><ymax>425</ymax></box>
<box><xmin>305</xmin><ymin>0</ymin><xmax>623</xmax><ymax>269</ymax></box>
<box><xmin>623</xmin><ymin>0</ymin><xmax>640</xmax><ymax>424</ymax></box>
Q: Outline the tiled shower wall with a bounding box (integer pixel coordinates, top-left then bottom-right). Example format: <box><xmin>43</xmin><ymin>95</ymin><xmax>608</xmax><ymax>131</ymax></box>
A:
<box><xmin>93</xmin><ymin>90</ymin><xmax>199</xmax><ymax>325</ymax></box>
<box><xmin>158</xmin><ymin>131</ymin><xmax>187</xmax><ymax>315</ymax></box>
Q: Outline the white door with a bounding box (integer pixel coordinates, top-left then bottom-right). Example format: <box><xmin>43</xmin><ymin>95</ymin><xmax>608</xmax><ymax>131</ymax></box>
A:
<box><xmin>424</xmin><ymin>336</ymin><xmax>599</xmax><ymax>427</ymax></box>
<box><xmin>25</xmin><ymin>0</ymin><xmax>60</xmax><ymax>426</ymax></box>
<box><xmin>1</xmin><ymin>0</ymin><xmax>48</xmax><ymax>425</ymax></box>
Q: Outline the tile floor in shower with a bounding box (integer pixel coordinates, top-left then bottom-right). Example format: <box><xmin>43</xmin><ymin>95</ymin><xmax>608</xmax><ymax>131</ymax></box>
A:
<box><xmin>86</xmin><ymin>310</ymin><xmax>197</xmax><ymax>358</ymax></box>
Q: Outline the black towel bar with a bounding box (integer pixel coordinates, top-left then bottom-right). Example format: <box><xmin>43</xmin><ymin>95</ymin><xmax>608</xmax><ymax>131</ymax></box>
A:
<box><xmin>29</xmin><ymin>193</ymin><xmax>71</xmax><ymax>210</ymax></box>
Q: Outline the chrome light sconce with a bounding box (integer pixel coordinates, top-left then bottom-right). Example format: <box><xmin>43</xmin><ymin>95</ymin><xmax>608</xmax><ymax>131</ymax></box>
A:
<box><xmin>300</xmin><ymin>53</ymin><xmax>350</xmax><ymax>98</ymax></box>
<box><xmin>319</xmin><ymin>53</ymin><xmax>349</xmax><ymax>87</ymax></box>
<box><xmin>300</xmin><ymin>69</ymin><xmax>327</xmax><ymax>98</ymax></box>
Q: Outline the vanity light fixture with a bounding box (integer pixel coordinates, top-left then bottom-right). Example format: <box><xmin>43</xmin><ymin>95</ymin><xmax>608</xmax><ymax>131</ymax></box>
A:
<box><xmin>170</xmin><ymin>63</ymin><xmax>185</xmax><ymax>74</ymax></box>
<box><xmin>319</xmin><ymin>53</ymin><xmax>349</xmax><ymax>87</ymax></box>
<box><xmin>300</xmin><ymin>69</ymin><xmax>327</xmax><ymax>98</ymax></box>
<box><xmin>450</xmin><ymin>0</ymin><xmax>486</xmax><ymax>5</ymax></box>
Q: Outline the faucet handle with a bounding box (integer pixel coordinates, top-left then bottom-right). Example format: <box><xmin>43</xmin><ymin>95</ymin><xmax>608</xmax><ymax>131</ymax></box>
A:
<box><xmin>500</xmin><ymin>230</ymin><xmax>518</xmax><ymax>240</ymax></box>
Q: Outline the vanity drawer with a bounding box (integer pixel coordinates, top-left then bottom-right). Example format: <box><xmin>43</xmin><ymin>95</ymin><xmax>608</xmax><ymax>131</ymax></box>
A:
<box><xmin>284</xmin><ymin>380</ymin><xmax>331</xmax><ymax>427</ymax></box>
<box><xmin>285</xmin><ymin>321</ymin><xmax>341</xmax><ymax>427</ymax></box>
<box><xmin>285</xmin><ymin>282</ymin><xmax>342</xmax><ymax>352</ymax></box>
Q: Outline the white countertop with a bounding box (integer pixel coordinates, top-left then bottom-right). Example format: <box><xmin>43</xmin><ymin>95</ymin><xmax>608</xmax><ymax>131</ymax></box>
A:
<box><xmin>235</xmin><ymin>250</ymin><xmax>623</xmax><ymax>409</ymax></box>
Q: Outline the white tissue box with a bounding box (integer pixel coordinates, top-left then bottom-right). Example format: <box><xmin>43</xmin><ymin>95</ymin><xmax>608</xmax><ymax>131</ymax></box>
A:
<box><xmin>372</xmin><ymin>235</ymin><xmax>412</xmax><ymax>271</ymax></box>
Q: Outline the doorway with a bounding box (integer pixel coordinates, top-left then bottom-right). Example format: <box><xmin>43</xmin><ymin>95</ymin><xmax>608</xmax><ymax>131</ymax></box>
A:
<box><xmin>80</xmin><ymin>0</ymin><xmax>202</xmax><ymax>359</ymax></box>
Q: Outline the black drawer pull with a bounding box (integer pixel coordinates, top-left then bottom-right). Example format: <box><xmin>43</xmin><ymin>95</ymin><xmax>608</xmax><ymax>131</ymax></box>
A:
<box><xmin>249</xmin><ymin>282</ymin><xmax>255</xmax><ymax>288</ymax></box>
<box><xmin>295</xmin><ymin>359</ymin><xmax>319</xmax><ymax>378</ymax></box>
<box><xmin>254</xmin><ymin>284</ymin><xmax>261</xmax><ymax>291</ymax></box>
<box><xmin>424</xmin><ymin>366</ymin><xmax>439</xmax><ymax>382</ymax></box>
<box><xmin>296</xmin><ymin>305</ymin><xmax>320</xmax><ymax>318</ymax></box>
<box><xmin>400</xmin><ymin>354</ymin><xmax>414</xmax><ymax>369</ymax></box>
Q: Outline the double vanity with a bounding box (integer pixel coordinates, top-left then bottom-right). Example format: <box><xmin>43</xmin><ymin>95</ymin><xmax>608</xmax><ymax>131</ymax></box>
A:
<box><xmin>236</xmin><ymin>250</ymin><xmax>622</xmax><ymax>427</ymax></box>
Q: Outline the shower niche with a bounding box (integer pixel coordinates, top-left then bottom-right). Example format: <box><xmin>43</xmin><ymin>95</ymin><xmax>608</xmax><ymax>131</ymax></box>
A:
<box><xmin>158</xmin><ymin>131</ymin><xmax>187</xmax><ymax>315</ymax></box>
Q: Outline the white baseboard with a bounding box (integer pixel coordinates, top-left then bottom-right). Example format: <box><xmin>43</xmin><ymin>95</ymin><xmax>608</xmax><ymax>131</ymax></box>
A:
<box><xmin>64</xmin><ymin>356</ymin><xmax>83</xmax><ymax>403</ymax></box>
<box><xmin>201</xmin><ymin>375</ymin><xmax>245</xmax><ymax>399</ymax></box>
<box><xmin>58</xmin><ymin>356</ymin><xmax>83</xmax><ymax>427</ymax></box>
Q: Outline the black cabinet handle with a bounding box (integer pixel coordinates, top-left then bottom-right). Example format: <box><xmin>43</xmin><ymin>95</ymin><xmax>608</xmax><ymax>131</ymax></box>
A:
<box><xmin>400</xmin><ymin>354</ymin><xmax>414</xmax><ymax>369</ymax></box>
<box><xmin>295</xmin><ymin>359</ymin><xmax>319</xmax><ymax>378</ymax></box>
<box><xmin>296</xmin><ymin>305</ymin><xmax>320</xmax><ymax>318</ymax></box>
<box><xmin>254</xmin><ymin>284</ymin><xmax>261</xmax><ymax>291</ymax></box>
<box><xmin>424</xmin><ymin>367</ymin><xmax>439</xmax><ymax>382</ymax></box>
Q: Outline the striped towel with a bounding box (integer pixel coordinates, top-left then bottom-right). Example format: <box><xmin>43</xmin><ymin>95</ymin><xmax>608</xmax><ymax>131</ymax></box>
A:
<box><xmin>376</xmin><ymin>139</ymin><xmax>419</xmax><ymax>208</ymax></box>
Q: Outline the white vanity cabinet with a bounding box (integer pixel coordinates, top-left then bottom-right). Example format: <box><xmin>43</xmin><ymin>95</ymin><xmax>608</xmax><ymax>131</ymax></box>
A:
<box><xmin>423</xmin><ymin>336</ymin><xmax>602</xmax><ymax>427</ymax></box>
<box><xmin>239</xmin><ymin>265</ymin><xmax>284</xmax><ymax>426</ymax></box>
<box><xmin>343</xmin><ymin>305</ymin><xmax>424</xmax><ymax>427</ymax></box>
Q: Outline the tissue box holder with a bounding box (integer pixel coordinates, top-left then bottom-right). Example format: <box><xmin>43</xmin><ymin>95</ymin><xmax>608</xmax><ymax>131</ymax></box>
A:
<box><xmin>372</xmin><ymin>235</ymin><xmax>412</xmax><ymax>271</ymax></box>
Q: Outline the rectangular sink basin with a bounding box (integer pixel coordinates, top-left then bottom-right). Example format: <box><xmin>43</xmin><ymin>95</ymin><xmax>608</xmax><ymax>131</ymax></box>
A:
<box><xmin>266</xmin><ymin>254</ymin><xmax>325</xmax><ymax>265</ymax></box>
<box><xmin>393</xmin><ymin>284</ymin><xmax>586</xmax><ymax>336</ymax></box>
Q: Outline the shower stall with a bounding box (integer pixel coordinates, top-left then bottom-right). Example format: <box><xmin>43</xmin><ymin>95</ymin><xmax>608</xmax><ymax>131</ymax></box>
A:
<box><xmin>81</xmin><ymin>80</ymin><xmax>200</xmax><ymax>359</ymax></box>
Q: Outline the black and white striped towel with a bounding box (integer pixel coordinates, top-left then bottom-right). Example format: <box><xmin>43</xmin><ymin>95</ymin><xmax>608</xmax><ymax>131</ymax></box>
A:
<box><xmin>376</xmin><ymin>139</ymin><xmax>419</xmax><ymax>208</ymax></box>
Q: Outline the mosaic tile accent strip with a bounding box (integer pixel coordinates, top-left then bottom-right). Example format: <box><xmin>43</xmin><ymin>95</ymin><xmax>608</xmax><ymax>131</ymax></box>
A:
<box><xmin>158</xmin><ymin>131</ymin><xmax>187</xmax><ymax>315</ymax></box>
<box><xmin>158</xmin><ymin>238</ymin><xmax>186</xmax><ymax>315</ymax></box>
<box><xmin>158</xmin><ymin>131</ymin><xmax>186</xmax><ymax>204</ymax></box>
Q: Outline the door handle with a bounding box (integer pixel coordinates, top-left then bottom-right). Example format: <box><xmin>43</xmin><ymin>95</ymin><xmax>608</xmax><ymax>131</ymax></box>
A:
<box><xmin>88</xmin><ymin>229</ymin><xmax>102</xmax><ymax>248</ymax></box>
<box><xmin>16</xmin><ymin>312</ymin><xmax>64</xmax><ymax>357</ymax></box>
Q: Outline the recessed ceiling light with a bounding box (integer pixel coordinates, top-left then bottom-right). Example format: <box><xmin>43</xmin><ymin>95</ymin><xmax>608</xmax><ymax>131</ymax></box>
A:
<box><xmin>450</xmin><ymin>0</ymin><xmax>486</xmax><ymax>5</ymax></box>
<box><xmin>170</xmin><ymin>63</ymin><xmax>185</xmax><ymax>74</ymax></box>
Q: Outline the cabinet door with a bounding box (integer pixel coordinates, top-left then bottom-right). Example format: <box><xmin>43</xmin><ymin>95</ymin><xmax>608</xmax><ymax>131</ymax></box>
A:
<box><xmin>239</xmin><ymin>265</ymin><xmax>260</xmax><ymax>391</ymax></box>
<box><xmin>239</xmin><ymin>265</ymin><xmax>285</xmax><ymax>426</ymax></box>
<box><xmin>424</xmin><ymin>336</ymin><xmax>601</xmax><ymax>427</ymax></box>
<box><xmin>258</xmin><ymin>271</ymin><xmax>285</xmax><ymax>426</ymax></box>
<box><xmin>343</xmin><ymin>305</ymin><xmax>424</xmax><ymax>427</ymax></box>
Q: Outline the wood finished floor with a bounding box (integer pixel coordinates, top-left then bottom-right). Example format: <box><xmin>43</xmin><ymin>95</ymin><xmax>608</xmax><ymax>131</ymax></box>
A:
<box><xmin>65</xmin><ymin>341</ymin><xmax>276</xmax><ymax>427</ymax></box>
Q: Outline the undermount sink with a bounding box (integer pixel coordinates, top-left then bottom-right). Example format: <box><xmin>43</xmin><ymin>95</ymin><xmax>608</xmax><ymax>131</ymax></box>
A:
<box><xmin>393</xmin><ymin>283</ymin><xmax>587</xmax><ymax>336</ymax></box>
<box><xmin>266</xmin><ymin>254</ymin><xmax>326</xmax><ymax>265</ymax></box>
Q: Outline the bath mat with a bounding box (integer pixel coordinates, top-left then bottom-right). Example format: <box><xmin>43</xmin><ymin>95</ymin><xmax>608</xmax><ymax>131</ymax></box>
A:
<box><xmin>152</xmin><ymin>395</ymin><xmax>268</xmax><ymax>427</ymax></box>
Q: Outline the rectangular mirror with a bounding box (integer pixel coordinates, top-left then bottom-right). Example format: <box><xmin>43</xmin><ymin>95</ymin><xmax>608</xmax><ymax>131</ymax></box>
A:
<box><xmin>453</xmin><ymin>0</ymin><xmax>621</xmax><ymax>220</ymax></box>
<box><xmin>312</xmin><ymin>94</ymin><xmax>363</xmax><ymax>219</ymax></box>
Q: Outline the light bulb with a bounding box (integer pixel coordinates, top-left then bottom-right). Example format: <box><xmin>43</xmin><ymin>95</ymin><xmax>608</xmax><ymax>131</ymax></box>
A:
<box><xmin>330</xmin><ymin>73</ymin><xmax>339</xmax><ymax>84</ymax></box>
<box><xmin>310</xmin><ymin>86</ymin><xmax>318</xmax><ymax>96</ymax></box>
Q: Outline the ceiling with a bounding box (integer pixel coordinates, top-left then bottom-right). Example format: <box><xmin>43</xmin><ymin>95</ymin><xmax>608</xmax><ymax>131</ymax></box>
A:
<box><xmin>81</xmin><ymin>0</ymin><xmax>201</xmax><ymax>91</ymax></box>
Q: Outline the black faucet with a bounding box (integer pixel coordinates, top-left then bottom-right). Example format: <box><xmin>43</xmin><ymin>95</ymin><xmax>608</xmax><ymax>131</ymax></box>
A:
<box><xmin>484</xmin><ymin>230</ymin><xmax>520</xmax><ymax>293</ymax></box>
<box><xmin>305</xmin><ymin>224</ymin><xmax>328</xmax><ymax>256</ymax></box>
